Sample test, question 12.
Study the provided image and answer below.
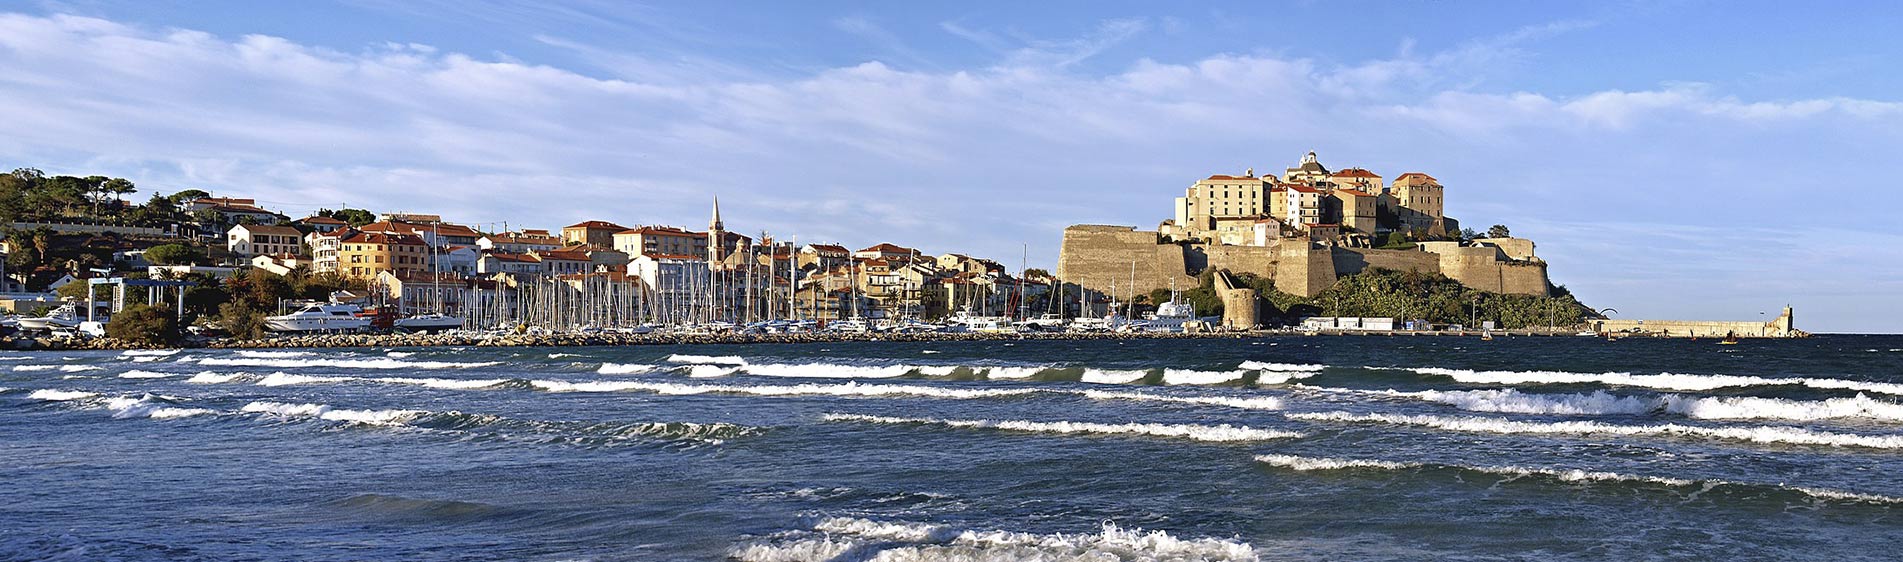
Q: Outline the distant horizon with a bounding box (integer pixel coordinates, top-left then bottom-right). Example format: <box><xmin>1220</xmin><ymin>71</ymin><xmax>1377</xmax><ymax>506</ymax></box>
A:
<box><xmin>0</xmin><ymin>2</ymin><xmax>1897</xmax><ymax>333</ymax></box>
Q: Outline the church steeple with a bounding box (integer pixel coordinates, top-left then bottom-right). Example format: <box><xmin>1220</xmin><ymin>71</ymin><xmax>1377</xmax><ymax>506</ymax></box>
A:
<box><xmin>710</xmin><ymin>196</ymin><xmax>724</xmax><ymax>231</ymax></box>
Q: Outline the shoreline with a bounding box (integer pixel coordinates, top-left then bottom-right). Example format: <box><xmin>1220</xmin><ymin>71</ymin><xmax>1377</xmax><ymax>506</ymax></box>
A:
<box><xmin>1</xmin><ymin>326</ymin><xmax>1803</xmax><ymax>352</ymax></box>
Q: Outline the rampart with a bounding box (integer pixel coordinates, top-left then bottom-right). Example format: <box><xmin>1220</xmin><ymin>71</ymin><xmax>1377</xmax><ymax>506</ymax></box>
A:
<box><xmin>1593</xmin><ymin>308</ymin><xmax>1798</xmax><ymax>338</ymax></box>
<box><xmin>1059</xmin><ymin>224</ymin><xmax>1551</xmax><ymax>298</ymax></box>
<box><xmin>1056</xmin><ymin>225</ymin><xmax>1194</xmax><ymax>297</ymax></box>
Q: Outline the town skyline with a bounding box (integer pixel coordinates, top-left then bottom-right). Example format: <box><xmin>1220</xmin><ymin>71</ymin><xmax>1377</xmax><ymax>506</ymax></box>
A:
<box><xmin>1</xmin><ymin>3</ymin><xmax>1898</xmax><ymax>332</ymax></box>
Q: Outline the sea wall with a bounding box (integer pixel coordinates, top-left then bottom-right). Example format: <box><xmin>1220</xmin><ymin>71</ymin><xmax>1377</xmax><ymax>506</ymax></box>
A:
<box><xmin>1056</xmin><ymin>225</ymin><xmax>1194</xmax><ymax>296</ymax></box>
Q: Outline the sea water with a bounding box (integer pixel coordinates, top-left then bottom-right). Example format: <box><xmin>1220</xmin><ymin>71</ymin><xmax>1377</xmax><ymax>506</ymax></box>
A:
<box><xmin>2</xmin><ymin>336</ymin><xmax>1900</xmax><ymax>560</ymax></box>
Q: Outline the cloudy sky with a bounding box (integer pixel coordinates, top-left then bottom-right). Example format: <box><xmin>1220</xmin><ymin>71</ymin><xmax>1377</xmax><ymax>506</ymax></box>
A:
<box><xmin>1</xmin><ymin>1</ymin><xmax>1899</xmax><ymax>332</ymax></box>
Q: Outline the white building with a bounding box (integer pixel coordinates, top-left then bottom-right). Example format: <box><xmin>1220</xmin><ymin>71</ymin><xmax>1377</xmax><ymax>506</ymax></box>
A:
<box><xmin>227</xmin><ymin>224</ymin><xmax>304</xmax><ymax>258</ymax></box>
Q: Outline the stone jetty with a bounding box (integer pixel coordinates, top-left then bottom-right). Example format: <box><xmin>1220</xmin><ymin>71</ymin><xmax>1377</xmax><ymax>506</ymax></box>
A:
<box><xmin>7</xmin><ymin>329</ymin><xmax>1282</xmax><ymax>351</ymax></box>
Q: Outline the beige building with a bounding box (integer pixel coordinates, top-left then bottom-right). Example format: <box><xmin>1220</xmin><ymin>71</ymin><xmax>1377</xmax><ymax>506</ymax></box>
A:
<box><xmin>338</xmin><ymin>231</ymin><xmax>428</xmax><ymax>280</ymax></box>
<box><xmin>1328</xmin><ymin>168</ymin><xmax>1384</xmax><ymax>195</ymax></box>
<box><xmin>1171</xmin><ymin>172</ymin><xmax>1273</xmax><ymax>241</ymax></box>
<box><xmin>562</xmin><ymin>221</ymin><xmax>627</xmax><ymax>248</ymax></box>
<box><xmin>613</xmin><ymin>226</ymin><xmax>706</xmax><ymax>258</ymax></box>
<box><xmin>1330</xmin><ymin>188</ymin><xmax>1378</xmax><ymax>234</ymax></box>
<box><xmin>1282</xmin><ymin>151</ymin><xmax>1331</xmax><ymax>184</ymax></box>
<box><xmin>1391</xmin><ymin>172</ymin><xmax>1445</xmax><ymax>230</ymax></box>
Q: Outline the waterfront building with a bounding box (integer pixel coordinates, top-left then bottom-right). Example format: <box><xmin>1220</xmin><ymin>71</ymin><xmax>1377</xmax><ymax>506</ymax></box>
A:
<box><xmin>225</xmin><ymin>224</ymin><xmax>303</xmax><ymax>258</ymax></box>
<box><xmin>337</xmin><ymin>231</ymin><xmax>428</xmax><ymax>279</ymax></box>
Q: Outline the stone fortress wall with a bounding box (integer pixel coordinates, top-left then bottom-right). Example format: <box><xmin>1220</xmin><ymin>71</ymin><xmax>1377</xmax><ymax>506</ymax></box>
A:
<box><xmin>1058</xmin><ymin>225</ymin><xmax>1550</xmax><ymax>298</ymax></box>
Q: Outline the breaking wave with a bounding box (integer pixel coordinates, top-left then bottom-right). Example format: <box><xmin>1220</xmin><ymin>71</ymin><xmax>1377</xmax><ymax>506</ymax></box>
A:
<box><xmin>186</xmin><ymin>371</ymin><xmax>248</xmax><ymax>384</ymax></box>
<box><xmin>822</xmin><ymin>413</ymin><xmax>1302</xmax><ymax>442</ymax></box>
<box><xmin>102</xmin><ymin>395</ymin><xmax>214</xmax><ymax>419</ymax></box>
<box><xmin>1080</xmin><ymin>368</ymin><xmax>1150</xmax><ymax>385</ymax></box>
<box><xmin>257</xmin><ymin>372</ymin><xmax>358</xmax><ymax>386</ymax></box>
<box><xmin>241</xmin><ymin>401</ymin><xmax>422</xmax><ymax>424</ymax></box>
<box><xmin>1319</xmin><ymin>387</ymin><xmax>1903</xmax><ymax>422</ymax></box>
<box><xmin>119</xmin><ymin>349</ymin><xmax>180</xmax><ymax>356</ymax></box>
<box><xmin>1287</xmin><ymin>411</ymin><xmax>1903</xmax><ymax>449</ymax></box>
<box><xmin>1161</xmin><ymin>369</ymin><xmax>1245</xmax><ymax>385</ymax></box>
<box><xmin>28</xmin><ymin>389</ymin><xmax>98</xmax><ymax>401</ymax></box>
<box><xmin>531</xmin><ymin>379</ymin><xmax>1039</xmax><ymax>400</ymax></box>
<box><xmin>197</xmin><ymin>357</ymin><xmax>501</xmax><ymax>370</ymax></box>
<box><xmin>118</xmin><ymin>370</ymin><xmax>175</xmax><ymax>379</ymax></box>
<box><xmin>12</xmin><ymin>365</ymin><xmax>56</xmax><ymax>371</ymax></box>
<box><xmin>13</xmin><ymin>365</ymin><xmax>96</xmax><ymax>372</ymax></box>
<box><xmin>731</xmin><ymin>517</ymin><xmax>1257</xmax><ymax>562</ymax></box>
<box><xmin>1078</xmin><ymin>389</ymin><xmax>1284</xmax><ymax>410</ymax></box>
<box><xmin>1409</xmin><ymin>367</ymin><xmax>1903</xmax><ymax>396</ymax></box>
<box><xmin>667</xmin><ymin>354</ymin><xmax>747</xmax><ymax>365</ymax></box>
<box><xmin>596</xmin><ymin>363</ymin><xmax>656</xmax><ymax>375</ymax></box>
<box><xmin>1254</xmin><ymin>454</ymin><xmax>1903</xmax><ymax>505</ymax></box>
<box><xmin>235</xmin><ymin>350</ymin><xmax>314</xmax><ymax>358</ymax></box>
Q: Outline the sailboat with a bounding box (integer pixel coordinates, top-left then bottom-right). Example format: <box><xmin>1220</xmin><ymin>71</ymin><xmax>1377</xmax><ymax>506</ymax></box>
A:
<box><xmin>1717</xmin><ymin>331</ymin><xmax>1740</xmax><ymax>345</ymax></box>
<box><xmin>396</xmin><ymin>222</ymin><xmax>466</xmax><ymax>332</ymax></box>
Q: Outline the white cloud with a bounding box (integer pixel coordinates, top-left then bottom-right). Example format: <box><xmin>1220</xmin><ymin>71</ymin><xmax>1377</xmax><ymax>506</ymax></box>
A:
<box><xmin>1</xmin><ymin>12</ymin><xmax>1900</xmax><ymax>330</ymax></box>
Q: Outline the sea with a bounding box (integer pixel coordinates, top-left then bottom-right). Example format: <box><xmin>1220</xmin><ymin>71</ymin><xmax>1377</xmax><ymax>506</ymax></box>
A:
<box><xmin>2</xmin><ymin>335</ymin><xmax>1901</xmax><ymax>561</ymax></box>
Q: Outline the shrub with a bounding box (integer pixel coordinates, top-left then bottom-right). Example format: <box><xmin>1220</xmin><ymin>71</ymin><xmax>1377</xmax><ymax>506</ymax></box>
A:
<box><xmin>105</xmin><ymin>304</ymin><xmax>181</xmax><ymax>345</ymax></box>
<box><xmin>218</xmin><ymin>302</ymin><xmax>269</xmax><ymax>340</ymax></box>
<box><xmin>144</xmin><ymin>243</ymin><xmax>202</xmax><ymax>266</ymax></box>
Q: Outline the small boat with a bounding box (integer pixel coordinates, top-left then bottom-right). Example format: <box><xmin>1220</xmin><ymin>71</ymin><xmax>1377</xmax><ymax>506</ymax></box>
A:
<box><xmin>394</xmin><ymin>313</ymin><xmax>465</xmax><ymax>331</ymax></box>
<box><xmin>17</xmin><ymin>303</ymin><xmax>85</xmax><ymax>331</ymax></box>
<box><xmin>1718</xmin><ymin>332</ymin><xmax>1741</xmax><ymax>345</ymax></box>
<box><xmin>265</xmin><ymin>303</ymin><xmax>371</xmax><ymax>332</ymax></box>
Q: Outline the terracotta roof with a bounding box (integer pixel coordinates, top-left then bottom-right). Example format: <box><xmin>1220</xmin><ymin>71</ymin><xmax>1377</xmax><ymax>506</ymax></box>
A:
<box><xmin>616</xmin><ymin>225</ymin><xmax>698</xmax><ymax>236</ymax></box>
<box><xmin>1394</xmin><ymin>172</ymin><xmax>1439</xmax><ymax>182</ymax></box>
<box><xmin>234</xmin><ymin>224</ymin><xmax>303</xmax><ymax>236</ymax></box>
<box><xmin>485</xmin><ymin>252</ymin><xmax>537</xmax><ymax>263</ymax></box>
<box><xmin>535</xmin><ymin>249</ymin><xmax>592</xmax><ymax>262</ymax></box>
<box><xmin>362</xmin><ymin>220</ymin><xmax>480</xmax><ymax>239</ymax></box>
<box><xmin>857</xmin><ymin>243</ymin><xmax>918</xmax><ymax>254</ymax></box>
<box><xmin>1203</xmin><ymin>174</ymin><xmax>1261</xmax><ymax>181</ymax></box>
<box><xmin>638</xmin><ymin>252</ymin><xmax>705</xmax><ymax>261</ymax></box>
<box><xmin>1331</xmin><ymin>168</ymin><xmax>1380</xmax><ymax>179</ymax></box>
<box><xmin>1333</xmin><ymin>188</ymin><xmax>1375</xmax><ymax>197</ymax></box>
<box><xmin>565</xmin><ymin>220</ymin><xmax>627</xmax><ymax>230</ymax></box>
<box><xmin>1286</xmin><ymin>185</ymin><xmax>1324</xmax><ymax>194</ymax></box>
<box><xmin>298</xmin><ymin>216</ymin><xmax>346</xmax><ymax>225</ymax></box>
<box><xmin>340</xmin><ymin>231</ymin><xmax>425</xmax><ymax>245</ymax></box>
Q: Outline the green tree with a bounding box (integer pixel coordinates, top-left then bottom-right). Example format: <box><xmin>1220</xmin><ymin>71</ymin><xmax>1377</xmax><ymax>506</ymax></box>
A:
<box><xmin>1487</xmin><ymin>224</ymin><xmax>1511</xmax><ymax>239</ymax></box>
<box><xmin>218</xmin><ymin>302</ymin><xmax>268</xmax><ymax>340</ymax></box>
<box><xmin>105</xmin><ymin>304</ymin><xmax>182</xmax><ymax>345</ymax></box>
<box><xmin>168</xmin><ymin>189</ymin><xmax>211</xmax><ymax>203</ymax></box>
<box><xmin>144</xmin><ymin>244</ymin><xmax>203</xmax><ymax>266</ymax></box>
<box><xmin>320</xmin><ymin>208</ymin><xmax>376</xmax><ymax>227</ymax></box>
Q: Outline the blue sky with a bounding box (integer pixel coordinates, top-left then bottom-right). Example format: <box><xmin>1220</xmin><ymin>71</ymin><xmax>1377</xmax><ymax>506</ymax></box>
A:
<box><xmin>2</xmin><ymin>1</ymin><xmax>1900</xmax><ymax>332</ymax></box>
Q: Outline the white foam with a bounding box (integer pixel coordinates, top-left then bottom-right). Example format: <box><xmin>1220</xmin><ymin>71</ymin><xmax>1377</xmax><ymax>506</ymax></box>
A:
<box><xmin>1316</xmin><ymin>386</ymin><xmax>1903</xmax><ymax>422</ymax></box>
<box><xmin>235</xmin><ymin>350</ymin><xmax>313</xmax><ymax>358</ymax></box>
<box><xmin>120</xmin><ymin>349</ymin><xmax>181</xmax><ymax>356</ymax></box>
<box><xmin>370</xmin><ymin>377</ymin><xmax>511</xmax><ymax>390</ymax></box>
<box><xmin>63</xmin><ymin>365</ymin><xmax>101</xmax><ymax>372</ymax></box>
<box><xmin>742</xmin><ymin>363</ymin><xmax>917</xmax><ymax>379</ymax></box>
<box><xmin>548</xmin><ymin>352</ymin><xmax>582</xmax><ymax>359</ymax></box>
<box><xmin>1161</xmin><ymin>369</ymin><xmax>1246</xmax><ymax>385</ymax></box>
<box><xmin>240</xmin><ymin>401</ymin><xmax>420</xmax><ymax>424</ymax></box>
<box><xmin>28</xmin><ymin>389</ymin><xmax>97</xmax><ymax>401</ymax></box>
<box><xmin>118</xmin><ymin>370</ymin><xmax>175</xmax><ymax>379</ymax></box>
<box><xmin>733</xmin><ymin>517</ymin><xmax>1257</xmax><ymax>562</ymax></box>
<box><xmin>596</xmin><ymin>363</ymin><xmax>657</xmax><ymax>375</ymax></box>
<box><xmin>1080</xmin><ymin>368</ymin><xmax>1150</xmax><ymax>385</ymax></box>
<box><xmin>666</xmin><ymin>354</ymin><xmax>747</xmax><ymax>365</ymax></box>
<box><xmin>1254</xmin><ymin>371</ymin><xmax>1321</xmax><ymax>385</ymax></box>
<box><xmin>533</xmin><ymin>379</ymin><xmax>1039</xmax><ymax>400</ymax></box>
<box><xmin>1411</xmin><ymin>367</ymin><xmax>1903</xmax><ymax>396</ymax></box>
<box><xmin>1255</xmin><ymin>454</ymin><xmax>1418</xmax><ymax>471</ymax></box>
<box><xmin>823</xmin><ymin>413</ymin><xmax>1301</xmax><ymax>442</ymax></box>
<box><xmin>1253</xmin><ymin>454</ymin><xmax>1903</xmax><ymax>504</ymax></box>
<box><xmin>186</xmin><ymin>371</ymin><xmax>246</xmax><ymax>384</ymax></box>
<box><xmin>256</xmin><ymin>372</ymin><xmax>359</xmax><ymax>386</ymax></box>
<box><xmin>1240</xmin><ymin>361</ymin><xmax>1327</xmax><ymax>372</ymax></box>
<box><xmin>102</xmin><ymin>396</ymin><xmax>214</xmax><ymax>419</ymax></box>
<box><xmin>1287</xmin><ymin>411</ymin><xmax>1903</xmax><ymax>449</ymax></box>
<box><xmin>687</xmin><ymin>365</ymin><xmax>741</xmax><ymax>378</ymax></box>
<box><xmin>1079</xmin><ymin>389</ymin><xmax>1284</xmax><ymax>410</ymax></box>
<box><xmin>130</xmin><ymin>356</ymin><xmax>163</xmax><ymax>363</ymax></box>
<box><xmin>199</xmin><ymin>357</ymin><xmax>501</xmax><ymax>370</ymax></box>
<box><xmin>979</xmin><ymin>366</ymin><xmax>1048</xmax><ymax>380</ymax></box>
<box><xmin>385</xmin><ymin>351</ymin><xmax>414</xmax><ymax>358</ymax></box>
<box><xmin>13</xmin><ymin>365</ymin><xmax>57</xmax><ymax>372</ymax></box>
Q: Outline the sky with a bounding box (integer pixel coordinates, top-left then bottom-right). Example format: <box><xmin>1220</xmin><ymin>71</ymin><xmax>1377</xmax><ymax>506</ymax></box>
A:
<box><xmin>1</xmin><ymin>0</ymin><xmax>1899</xmax><ymax>333</ymax></box>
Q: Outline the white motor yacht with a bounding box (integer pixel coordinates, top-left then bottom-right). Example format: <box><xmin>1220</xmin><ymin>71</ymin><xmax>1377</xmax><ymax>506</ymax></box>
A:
<box><xmin>394</xmin><ymin>313</ymin><xmax>465</xmax><ymax>331</ymax></box>
<box><xmin>264</xmin><ymin>303</ymin><xmax>371</xmax><ymax>332</ymax></box>
<box><xmin>17</xmin><ymin>303</ymin><xmax>85</xmax><ymax>331</ymax></box>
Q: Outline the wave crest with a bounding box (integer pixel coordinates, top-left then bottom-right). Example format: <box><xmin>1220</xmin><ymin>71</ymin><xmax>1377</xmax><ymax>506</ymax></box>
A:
<box><xmin>823</xmin><ymin>413</ymin><xmax>1301</xmax><ymax>442</ymax></box>
<box><xmin>732</xmin><ymin>517</ymin><xmax>1257</xmax><ymax>562</ymax></box>
<box><xmin>1287</xmin><ymin>411</ymin><xmax>1903</xmax><ymax>449</ymax></box>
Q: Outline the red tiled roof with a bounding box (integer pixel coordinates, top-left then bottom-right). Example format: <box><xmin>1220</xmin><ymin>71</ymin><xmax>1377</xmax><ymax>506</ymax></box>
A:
<box><xmin>299</xmin><ymin>216</ymin><xmax>347</xmax><ymax>225</ymax></box>
<box><xmin>535</xmin><ymin>249</ymin><xmax>592</xmax><ymax>262</ymax></box>
<box><xmin>485</xmin><ymin>252</ymin><xmax>537</xmax><ymax>263</ymax></box>
<box><xmin>1286</xmin><ymin>185</ymin><xmax>1323</xmax><ymax>194</ymax></box>
<box><xmin>1331</xmin><ymin>168</ymin><xmax>1380</xmax><ymax>178</ymax></box>
<box><xmin>857</xmin><ymin>243</ymin><xmax>917</xmax><ymax>254</ymax></box>
<box><xmin>340</xmin><ymin>231</ymin><xmax>425</xmax><ymax>245</ymax></box>
<box><xmin>1333</xmin><ymin>188</ymin><xmax>1375</xmax><ymax>197</ymax></box>
<box><xmin>616</xmin><ymin>225</ymin><xmax>698</xmax><ymax>236</ymax></box>
<box><xmin>235</xmin><ymin>224</ymin><xmax>303</xmax><ymax>236</ymax></box>
<box><xmin>1394</xmin><ymin>172</ymin><xmax>1439</xmax><ymax>182</ymax></box>
<box><xmin>1203</xmin><ymin>174</ymin><xmax>1261</xmax><ymax>181</ymax></box>
<box><xmin>565</xmin><ymin>220</ymin><xmax>627</xmax><ymax>230</ymax></box>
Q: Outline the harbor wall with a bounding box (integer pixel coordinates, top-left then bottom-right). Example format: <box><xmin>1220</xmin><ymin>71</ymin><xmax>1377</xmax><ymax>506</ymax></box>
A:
<box><xmin>1594</xmin><ymin>308</ymin><xmax>1798</xmax><ymax>338</ymax></box>
<box><xmin>1056</xmin><ymin>225</ymin><xmax>1194</xmax><ymax>297</ymax></box>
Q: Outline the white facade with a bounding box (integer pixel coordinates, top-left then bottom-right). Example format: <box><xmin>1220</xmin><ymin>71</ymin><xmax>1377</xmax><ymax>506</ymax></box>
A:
<box><xmin>227</xmin><ymin>224</ymin><xmax>303</xmax><ymax>258</ymax></box>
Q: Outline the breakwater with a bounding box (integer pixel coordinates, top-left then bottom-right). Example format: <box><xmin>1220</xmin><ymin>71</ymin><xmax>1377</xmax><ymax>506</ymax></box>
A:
<box><xmin>7</xmin><ymin>329</ymin><xmax>1275</xmax><ymax>351</ymax></box>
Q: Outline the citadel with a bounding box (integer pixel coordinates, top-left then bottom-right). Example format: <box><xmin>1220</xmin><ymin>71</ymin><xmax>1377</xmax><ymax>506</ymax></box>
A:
<box><xmin>1058</xmin><ymin>151</ymin><xmax>1550</xmax><ymax>300</ymax></box>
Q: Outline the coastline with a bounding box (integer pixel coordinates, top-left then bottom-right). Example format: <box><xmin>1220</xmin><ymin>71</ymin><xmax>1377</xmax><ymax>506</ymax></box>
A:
<box><xmin>5</xmin><ymin>329</ymin><xmax>1281</xmax><ymax>351</ymax></box>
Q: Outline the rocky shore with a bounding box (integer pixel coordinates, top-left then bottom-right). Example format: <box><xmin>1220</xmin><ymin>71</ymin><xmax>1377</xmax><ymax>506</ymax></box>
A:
<box><xmin>5</xmin><ymin>329</ymin><xmax>1288</xmax><ymax>351</ymax></box>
